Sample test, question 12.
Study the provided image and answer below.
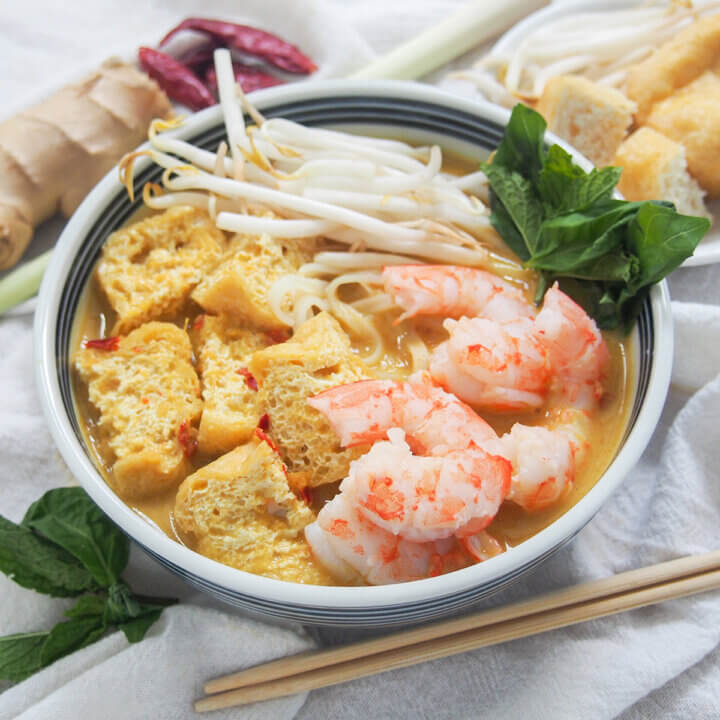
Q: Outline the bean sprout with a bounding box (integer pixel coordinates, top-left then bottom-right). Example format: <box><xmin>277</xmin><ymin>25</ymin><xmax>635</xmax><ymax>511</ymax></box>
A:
<box><xmin>445</xmin><ymin>1</ymin><xmax>720</xmax><ymax>106</ymax></box>
<box><xmin>120</xmin><ymin>48</ymin><xmax>533</xmax><ymax>348</ymax></box>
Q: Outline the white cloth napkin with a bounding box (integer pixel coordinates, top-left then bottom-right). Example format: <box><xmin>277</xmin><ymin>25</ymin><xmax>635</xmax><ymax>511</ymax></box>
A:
<box><xmin>2</xmin><ymin>2</ymin><xmax>720</xmax><ymax>719</ymax></box>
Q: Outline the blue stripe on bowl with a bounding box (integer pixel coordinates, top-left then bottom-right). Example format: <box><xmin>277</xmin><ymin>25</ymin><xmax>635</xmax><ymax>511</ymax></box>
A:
<box><xmin>56</xmin><ymin>94</ymin><xmax>654</xmax><ymax>625</ymax></box>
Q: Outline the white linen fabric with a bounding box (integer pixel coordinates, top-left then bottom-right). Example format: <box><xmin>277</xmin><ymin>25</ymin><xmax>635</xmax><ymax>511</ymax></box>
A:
<box><xmin>1</xmin><ymin>1</ymin><xmax>719</xmax><ymax>719</ymax></box>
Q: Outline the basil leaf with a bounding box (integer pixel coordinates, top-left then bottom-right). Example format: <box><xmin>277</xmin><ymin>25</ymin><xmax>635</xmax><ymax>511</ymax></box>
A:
<box><xmin>492</xmin><ymin>102</ymin><xmax>546</xmax><ymax>181</ymax></box>
<box><xmin>22</xmin><ymin>488</ymin><xmax>129</xmax><ymax>588</ymax></box>
<box><xmin>0</xmin><ymin>632</ymin><xmax>48</xmax><ymax>684</ymax></box>
<box><xmin>626</xmin><ymin>203</ymin><xmax>710</xmax><ymax>292</ymax></box>
<box><xmin>529</xmin><ymin>201</ymin><xmax>642</xmax><ymax>273</ymax></box>
<box><xmin>40</xmin><ymin>616</ymin><xmax>106</xmax><ymax>666</ymax></box>
<box><xmin>482</xmin><ymin>103</ymin><xmax>710</xmax><ymax>331</ymax></box>
<box><xmin>117</xmin><ymin>607</ymin><xmax>164</xmax><ymax>643</ymax></box>
<box><xmin>482</xmin><ymin>163</ymin><xmax>544</xmax><ymax>255</ymax></box>
<box><xmin>538</xmin><ymin>146</ymin><xmax>621</xmax><ymax>213</ymax></box>
<box><xmin>0</xmin><ymin>516</ymin><xmax>96</xmax><ymax>597</ymax></box>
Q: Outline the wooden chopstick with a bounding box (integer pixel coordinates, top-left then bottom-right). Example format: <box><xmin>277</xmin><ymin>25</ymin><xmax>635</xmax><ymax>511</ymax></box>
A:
<box><xmin>204</xmin><ymin>550</ymin><xmax>720</xmax><ymax>693</ymax></box>
<box><xmin>196</xmin><ymin>551</ymin><xmax>720</xmax><ymax>712</ymax></box>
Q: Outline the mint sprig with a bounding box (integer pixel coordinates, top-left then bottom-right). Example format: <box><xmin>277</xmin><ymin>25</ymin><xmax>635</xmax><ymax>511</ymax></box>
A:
<box><xmin>0</xmin><ymin>488</ymin><xmax>176</xmax><ymax>684</ymax></box>
<box><xmin>482</xmin><ymin>104</ymin><xmax>710</xmax><ymax>331</ymax></box>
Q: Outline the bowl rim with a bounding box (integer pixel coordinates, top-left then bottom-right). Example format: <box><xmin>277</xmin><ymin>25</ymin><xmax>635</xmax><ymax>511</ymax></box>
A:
<box><xmin>34</xmin><ymin>79</ymin><xmax>673</xmax><ymax>611</ymax></box>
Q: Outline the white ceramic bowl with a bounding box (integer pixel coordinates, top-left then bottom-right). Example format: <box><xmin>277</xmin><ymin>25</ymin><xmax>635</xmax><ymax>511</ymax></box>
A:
<box><xmin>34</xmin><ymin>80</ymin><xmax>673</xmax><ymax>626</ymax></box>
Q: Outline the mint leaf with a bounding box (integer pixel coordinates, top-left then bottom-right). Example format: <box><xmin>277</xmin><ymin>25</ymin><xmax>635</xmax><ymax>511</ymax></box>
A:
<box><xmin>1</xmin><ymin>489</ymin><xmax>175</xmax><ymax>685</ymax></box>
<box><xmin>40</xmin><ymin>616</ymin><xmax>106</xmax><ymax>666</ymax></box>
<box><xmin>118</xmin><ymin>608</ymin><xmax>164</xmax><ymax>643</ymax></box>
<box><xmin>492</xmin><ymin>102</ymin><xmax>546</xmax><ymax>181</ymax></box>
<box><xmin>538</xmin><ymin>146</ymin><xmax>621</xmax><ymax>212</ymax></box>
<box><xmin>483</xmin><ymin>103</ymin><xmax>709</xmax><ymax>330</ymax></box>
<box><xmin>104</xmin><ymin>582</ymin><xmax>141</xmax><ymax>624</ymax></box>
<box><xmin>0</xmin><ymin>516</ymin><xmax>96</xmax><ymax>597</ymax></box>
<box><xmin>0</xmin><ymin>632</ymin><xmax>48</xmax><ymax>684</ymax></box>
<box><xmin>482</xmin><ymin>163</ymin><xmax>544</xmax><ymax>255</ymax></box>
<box><xmin>487</xmin><ymin>191</ymin><xmax>530</xmax><ymax>261</ymax></box>
<box><xmin>23</xmin><ymin>488</ymin><xmax>129</xmax><ymax>588</ymax></box>
<box><xmin>64</xmin><ymin>594</ymin><xmax>107</xmax><ymax>619</ymax></box>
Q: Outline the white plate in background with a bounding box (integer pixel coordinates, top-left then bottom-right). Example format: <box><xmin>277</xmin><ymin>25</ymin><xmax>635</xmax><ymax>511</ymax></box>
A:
<box><xmin>489</xmin><ymin>0</ymin><xmax>720</xmax><ymax>267</ymax></box>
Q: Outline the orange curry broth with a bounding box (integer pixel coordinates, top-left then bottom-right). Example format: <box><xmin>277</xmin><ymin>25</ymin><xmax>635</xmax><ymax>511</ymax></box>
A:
<box><xmin>70</xmin><ymin>197</ymin><xmax>633</xmax><ymax>587</ymax></box>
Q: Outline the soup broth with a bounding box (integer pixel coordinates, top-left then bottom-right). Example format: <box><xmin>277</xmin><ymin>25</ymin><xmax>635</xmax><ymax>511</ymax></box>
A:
<box><xmin>71</xmin><ymin>154</ymin><xmax>633</xmax><ymax>586</ymax></box>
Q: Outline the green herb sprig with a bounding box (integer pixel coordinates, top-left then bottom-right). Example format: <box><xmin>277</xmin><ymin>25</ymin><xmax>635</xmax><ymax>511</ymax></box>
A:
<box><xmin>482</xmin><ymin>104</ymin><xmax>710</xmax><ymax>331</ymax></box>
<box><xmin>0</xmin><ymin>488</ymin><xmax>176</xmax><ymax>684</ymax></box>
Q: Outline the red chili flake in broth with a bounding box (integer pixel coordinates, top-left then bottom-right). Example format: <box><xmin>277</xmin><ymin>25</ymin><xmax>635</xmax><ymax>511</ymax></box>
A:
<box><xmin>237</xmin><ymin>367</ymin><xmax>258</xmax><ymax>391</ymax></box>
<box><xmin>257</xmin><ymin>413</ymin><xmax>270</xmax><ymax>431</ymax></box>
<box><xmin>192</xmin><ymin>314</ymin><xmax>205</xmax><ymax>330</ymax></box>
<box><xmin>264</xmin><ymin>329</ymin><xmax>291</xmax><ymax>345</ymax></box>
<box><xmin>299</xmin><ymin>486</ymin><xmax>312</xmax><ymax>505</ymax></box>
<box><xmin>177</xmin><ymin>421</ymin><xmax>198</xmax><ymax>458</ymax></box>
<box><xmin>84</xmin><ymin>336</ymin><xmax>120</xmax><ymax>351</ymax></box>
<box><xmin>255</xmin><ymin>427</ymin><xmax>280</xmax><ymax>455</ymax></box>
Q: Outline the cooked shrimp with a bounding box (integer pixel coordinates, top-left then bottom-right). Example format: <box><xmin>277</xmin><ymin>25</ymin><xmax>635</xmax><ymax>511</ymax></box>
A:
<box><xmin>305</xmin><ymin>490</ymin><xmax>470</xmax><ymax>585</ymax></box>
<box><xmin>382</xmin><ymin>265</ymin><xmax>534</xmax><ymax>323</ymax></box>
<box><xmin>308</xmin><ymin>370</ymin><xmax>497</xmax><ymax>455</ymax></box>
<box><xmin>342</xmin><ymin>428</ymin><xmax>511</xmax><ymax>542</ymax></box>
<box><xmin>385</xmin><ymin>267</ymin><xmax>608</xmax><ymax>412</ymax></box>
<box><xmin>430</xmin><ymin>317</ymin><xmax>550</xmax><ymax>412</ymax></box>
<box><xmin>487</xmin><ymin>424</ymin><xmax>575</xmax><ymax>511</ymax></box>
<box><xmin>535</xmin><ymin>283</ymin><xmax>609</xmax><ymax>410</ymax></box>
<box><xmin>486</xmin><ymin>409</ymin><xmax>591</xmax><ymax>511</ymax></box>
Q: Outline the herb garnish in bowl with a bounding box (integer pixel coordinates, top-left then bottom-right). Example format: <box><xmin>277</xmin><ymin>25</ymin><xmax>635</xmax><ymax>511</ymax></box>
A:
<box><xmin>481</xmin><ymin>104</ymin><xmax>710</xmax><ymax>331</ymax></box>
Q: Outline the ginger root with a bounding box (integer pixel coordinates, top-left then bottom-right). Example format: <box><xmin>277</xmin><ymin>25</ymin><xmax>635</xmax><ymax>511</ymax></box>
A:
<box><xmin>0</xmin><ymin>58</ymin><xmax>171</xmax><ymax>270</ymax></box>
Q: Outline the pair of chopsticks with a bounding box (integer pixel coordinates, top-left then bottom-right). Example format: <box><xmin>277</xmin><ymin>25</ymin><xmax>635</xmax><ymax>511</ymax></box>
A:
<box><xmin>196</xmin><ymin>550</ymin><xmax>720</xmax><ymax>712</ymax></box>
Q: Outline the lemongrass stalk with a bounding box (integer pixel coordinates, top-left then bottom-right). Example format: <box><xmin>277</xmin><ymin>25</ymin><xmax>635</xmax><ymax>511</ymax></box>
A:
<box><xmin>0</xmin><ymin>251</ymin><xmax>51</xmax><ymax>315</ymax></box>
<box><xmin>351</xmin><ymin>0</ymin><xmax>547</xmax><ymax>81</ymax></box>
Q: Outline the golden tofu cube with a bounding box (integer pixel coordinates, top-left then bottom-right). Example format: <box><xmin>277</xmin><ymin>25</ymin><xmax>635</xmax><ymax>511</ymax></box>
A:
<box><xmin>174</xmin><ymin>440</ymin><xmax>332</xmax><ymax>584</ymax></box>
<box><xmin>97</xmin><ymin>206</ymin><xmax>227</xmax><ymax>335</ymax></box>
<box><xmin>537</xmin><ymin>75</ymin><xmax>636</xmax><ymax>167</ymax></box>
<box><xmin>193</xmin><ymin>315</ymin><xmax>270</xmax><ymax>456</ymax></box>
<box><xmin>191</xmin><ymin>232</ymin><xmax>315</xmax><ymax>331</ymax></box>
<box><xmin>249</xmin><ymin>313</ymin><xmax>373</xmax><ymax>487</ymax></box>
<box><xmin>75</xmin><ymin>322</ymin><xmax>202</xmax><ymax>499</ymax></box>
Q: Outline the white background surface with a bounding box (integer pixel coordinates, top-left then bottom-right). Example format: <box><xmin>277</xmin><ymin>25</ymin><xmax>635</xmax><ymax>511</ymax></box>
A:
<box><xmin>2</xmin><ymin>1</ymin><xmax>720</xmax><ymax>718</ymax></box>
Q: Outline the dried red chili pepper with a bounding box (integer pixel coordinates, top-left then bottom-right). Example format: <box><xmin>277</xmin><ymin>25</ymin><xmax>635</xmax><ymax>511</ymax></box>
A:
<box><xmin>255</xmin><ymin>427</ymin><xmax>281</xmax><ymax>456</ymax></box>
<box><xmin>177</xmin><ymin>421</ymin><xmax>198</xmax><ymax>457</ymax></box>
<box><xmin>178</xmin><ymin>39</ymin><xmax>222</xmax><ymax>69</ymax></box>
<box><xmin>257</xmin><ymin>413</ymin><xmax>270</xmax><ymax>431</ymax></box>
<box><xmin>237</xmin><ymin>367</ymin><xmax>258</xmax><ymax>391</ymax></box>
<box><xmin>205</xmin><ymin>64</ymin><xmax>284</xmax><ymax>95</ymax></box>
<box><xmin>84</xmin><ymin>336</ymin><xmax>120</xmax><ymax>351</ymax></box>
<box><xmin>159</xmin><ymin>18</ymin><xmax>317</xmax><ymax>74</ymax></box>
<box><xmin>138</xmin><ymin>46</ymin><xmax>215</xmax><ymax>111</ymax></box>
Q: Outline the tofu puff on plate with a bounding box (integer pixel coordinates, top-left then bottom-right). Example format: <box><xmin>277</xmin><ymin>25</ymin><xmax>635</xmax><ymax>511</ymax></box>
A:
<box><xmin>457</xmin><ymin>4</ymin><xmax>720</xmax><ymax>223</ymax></box>
<box><xmin>72</xmin><ymin>70</ymin><xmax>633</xmax><ymax>587</ymax></box>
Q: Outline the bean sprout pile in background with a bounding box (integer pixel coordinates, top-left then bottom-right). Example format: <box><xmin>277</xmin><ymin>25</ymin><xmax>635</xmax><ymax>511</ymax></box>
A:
<box><xmin>447</xmin><ymin>1</ymin><xmax>720</xmax><ymax>107</ymax></box>
<box><xmin>120</xmin><ymin>48</ymin><xmax>532</xmax><ymax>365</ymax></box>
